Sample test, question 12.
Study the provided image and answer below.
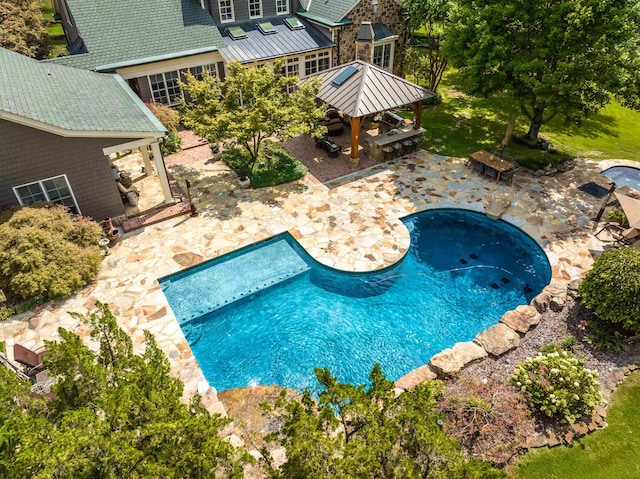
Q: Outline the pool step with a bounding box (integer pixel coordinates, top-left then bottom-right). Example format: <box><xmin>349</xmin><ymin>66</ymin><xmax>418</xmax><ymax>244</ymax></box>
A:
<box><xmin>162</xmin><ymin>238</ymin><xmax>310</xmax><ymax>325</ymax></box>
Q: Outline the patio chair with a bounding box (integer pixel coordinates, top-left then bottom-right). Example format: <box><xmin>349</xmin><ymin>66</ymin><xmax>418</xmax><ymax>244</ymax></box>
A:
<box><xmin>13</xmin><ymin>344</ymin><xmax>47</xmax><ymax>377</ymax></box>
<box><xmin>501</xmin><ymin>166</ymin><xmax>520</xmax><ymax>185</ymax></box>
<box><xmin>484</xmin><ymin>166</ymin><xmax>499</xmax><ymax>181</ymax></box>
<box><xmin>471</xmin><ymin>160</ymin><xmax>484</xmax><ymax>175</ymax></box>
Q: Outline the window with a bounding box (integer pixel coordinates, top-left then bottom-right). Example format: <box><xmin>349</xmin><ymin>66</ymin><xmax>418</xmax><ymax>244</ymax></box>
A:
<box><xmin>149</xmin><ymin>71</ymin><xmax>182</xmax><ymax>105</ymax></box>
<box><xmin>219</xmin><ymin>0</ymin><xmax>234</xmax><ymax>22</ymax></box>
<box><xmin>13</xmin><ymin>175</ymin><xmax>80</xmax><ymax>214</ymax></box>
<box><xmin>304</xmin><ymin>51</ymin><xmax>330</xmax><ymax>77</ymax></box>
<box><xmin>373</xmin><ymin>43</ymin><xmax>392</xmax><ymax>70</ymax></box>
<box><xmin>285</xmin><ymin>58</ymin><xmax>299</xmax><ymax>92</ymax></box>
<box><xmin>276</xmin><ymin>0</ymin><xmax>288</xmax><ymax>14</ymax></box>
<box><xmin>249</xmin><ymin>0</ymin><xmax>262</xmax><ymax>18</ymax></box>
<box><xmin>189</xmin><ymin>64</ymin><xmax>218</xmax><ymax>80</ymax></box>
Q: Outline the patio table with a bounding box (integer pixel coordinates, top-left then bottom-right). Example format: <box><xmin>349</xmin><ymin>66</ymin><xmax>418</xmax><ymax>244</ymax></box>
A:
<box><xmin>469</xmin><ymin>150</ymin><xmax>516</xmax><ymax>183</ymax></box>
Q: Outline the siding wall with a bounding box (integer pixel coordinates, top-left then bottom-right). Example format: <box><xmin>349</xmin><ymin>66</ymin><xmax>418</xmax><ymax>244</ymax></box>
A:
<box><xmin>0</xmin><ymin>120</ymin><xmax>129</xmax><ymax>221</ymax></box>
<box><xmin>207</xmin><ymin>0</ymin><xmax>291</xmax><ymax>23</ymax></box>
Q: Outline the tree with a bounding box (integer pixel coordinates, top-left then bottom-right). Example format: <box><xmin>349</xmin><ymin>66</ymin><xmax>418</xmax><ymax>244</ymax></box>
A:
<box><xmin>579</xmin><ymin>247</ymin><xmax>640</xmax><ymax>332</ymax></box>
<box><xmin>145</xmin><ymin>101</ymin><xmax>182</xmax><ymax>155</ymax></box>
<box><xmin>403</xmin><ymin>0</ymin><xmax>451</xmax><ymax>92</ymax></box>
<box><xmin>0</xmin><ymin>302</ymin><xmax>248</xmax><ymax>477</ymax></box>
<box><xmin>0</xmin><ymin>205</ymin><xmax>103</xmax><ymax>301</ymax></box>
<box><xmin>0</xmin><ymin>0</ymin><xmax>49</xmax><ymax>58</ymax></box>
<box><xmin>444</xmin><ymin>0</ymin><xmax>640</xmax><ymax>140</ymax></box>
<box><xmin>262</xmin><ymin>365</ymin><xmax>506</xmax><ymax>478</ymax></box>
<box><xmin>181</xmin><ymin>60</ymin><xmax>326</xmax><ymax>179</ymax></box>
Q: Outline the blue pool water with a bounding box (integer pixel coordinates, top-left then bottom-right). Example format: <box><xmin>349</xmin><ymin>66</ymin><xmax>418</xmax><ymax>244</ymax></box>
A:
<box><xmin>160</xmin><ymin>209</ymin><xmax>551</xmax><ymax>392</ymax></box>
<box><xmin>601</xmin><ymin>166</ymin><xmax>640</xmax><ymax>191</ymax></box>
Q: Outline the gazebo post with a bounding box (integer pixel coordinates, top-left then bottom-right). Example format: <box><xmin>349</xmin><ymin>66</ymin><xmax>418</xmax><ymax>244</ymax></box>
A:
<box><xmin>350</xmin><ymin>116</ymin><xmax>361</xmax><ymax>160</ymax></box>
<box><xmin>413</xmin><ymin>101</ymin><xmax>423</xmax><ymax>130</ymax></box>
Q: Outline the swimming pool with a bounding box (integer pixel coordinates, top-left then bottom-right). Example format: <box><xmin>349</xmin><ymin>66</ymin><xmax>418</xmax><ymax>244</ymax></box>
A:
<box><xmin>160</xmin><ymin>209</ymin><xmax>551</xmax><ymax>392</ymax></box>
<box><xmin>601</xmin><ymin>166</ymin><xmax>640</xmax><ymax>191</ymax></box>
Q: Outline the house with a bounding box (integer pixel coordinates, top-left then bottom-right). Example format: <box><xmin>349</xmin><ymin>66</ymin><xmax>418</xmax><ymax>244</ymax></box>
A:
<box><xmin>49</xmin><ymin>0</ymin><xmax>407</xmax><ymax>106</ymax></box>
<box><xmin>296</xmin><ymin>0</ymin><xmax>407</xmax><ymax>74</ymax></box>
<box><xmin>0</xmin><ymin>47</ymin><xmax>171</xmax><ymax>222</ymax></box>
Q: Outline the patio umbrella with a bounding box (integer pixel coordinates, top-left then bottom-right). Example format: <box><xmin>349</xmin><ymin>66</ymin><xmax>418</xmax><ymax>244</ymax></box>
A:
<box><xmin>614</xmin><ymin>192</ymin><xmax>640</xmax><ymax>229</ymax></box>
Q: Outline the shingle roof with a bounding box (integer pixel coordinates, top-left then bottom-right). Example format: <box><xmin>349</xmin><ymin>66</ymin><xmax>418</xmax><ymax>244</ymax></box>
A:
<box><xmin>0</xmin><ymin>48</ymin><xmax>166</xmax><ymax>135</ymax></box>
<box><xmin>48</xmin><ymin>0</ymin><xmax>225</xmax><ymax>71</ymax></box>
<box><xmin>219</xmin><ymin>17</ymin><xmax>334</xmax><ymax>64</ymax></box>
<box><xmin>302</xmin><ymin>60</ymin><xmax>435</xmax><ymax>117</ymax></box>
<box><xmin>298</xmin><ymin>0</ymin><xmax>359</xmax><ymax>25</ymax></box>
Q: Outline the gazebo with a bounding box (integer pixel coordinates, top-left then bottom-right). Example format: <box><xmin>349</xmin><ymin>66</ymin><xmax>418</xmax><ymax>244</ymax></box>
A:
<box><xmin>301</xmin><ymin>60</ymin><xmax>436</xmax><ymax>160</ymax></box>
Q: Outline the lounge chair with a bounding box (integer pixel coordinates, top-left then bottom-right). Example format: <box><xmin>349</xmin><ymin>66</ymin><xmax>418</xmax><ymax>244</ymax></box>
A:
<box><xmin>595</xmin><ymin>223</ymin><xmax>640</xmax><ymax>245</ymax></box>
<box><xmin>13</xmin><ymin>344</ymin><xmax>47</xmax><ymax>376</ymax></box>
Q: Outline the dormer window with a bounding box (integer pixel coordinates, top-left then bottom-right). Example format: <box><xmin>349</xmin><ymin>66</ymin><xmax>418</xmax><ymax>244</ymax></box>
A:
<box><xmin>276</xmin><ymin>0</ymin><xmax>288</xmax><ymax>15</ymax></box>
<box><xmin>219</xmin><ymin>0</ymin><xmax>234</xmax><ymax>23</ymax></box>
<box><xmin>249</xmin><ymin>0</ymin><xmax>262</xmax><ymax>18</ymax></box>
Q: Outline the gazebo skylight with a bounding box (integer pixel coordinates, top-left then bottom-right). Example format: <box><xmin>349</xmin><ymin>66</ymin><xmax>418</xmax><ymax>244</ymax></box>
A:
<box><xmin>331</xmin><ymin>65</ymin><xmax>358</xmax><ymax>87</ymax></box>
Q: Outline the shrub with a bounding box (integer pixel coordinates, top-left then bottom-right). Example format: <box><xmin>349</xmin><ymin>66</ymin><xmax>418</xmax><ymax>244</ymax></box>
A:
<box><xmin>438</xmin><ymin>378</ymin><xmax>535</xmax><ymax>465</ymax></box>
<box><xmin>0</xmin><ymin>206</ymin><xmax>103</xmax><ymax>301</ymax></box>
<box><xmin>511</xmin><ymin>350</ymin><xmax>601</xmax><ymax>424</ymax></box>
<box><xmin>607</xmin><ymin>208</ymin><xmax>627</xmax><ymax>226</ymax></box>
<box><xmin>145</xmin><ymin>102</ymin><xmax>182</xmax><ymax>155</ymax></box>
<box><xmin>222</xmin><ymin>140</ymin><xmax>307</xmax><ymax>187</ymax></box>
<box><xmin>579</xmin><ymin>247</ymin><xmax>640</xmax><ymax>333</ymax></box>
<box><xmin>582</xmin><ymin>318</ymin><xmax>630</xmax><ymax>352</ymax></box>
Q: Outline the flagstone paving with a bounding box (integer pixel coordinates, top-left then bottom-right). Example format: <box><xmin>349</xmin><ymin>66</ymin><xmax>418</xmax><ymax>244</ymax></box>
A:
<box><xmin>2</xmin><ymin>149</ymin><xmax>631</xmax><ymax>415</ymax></box>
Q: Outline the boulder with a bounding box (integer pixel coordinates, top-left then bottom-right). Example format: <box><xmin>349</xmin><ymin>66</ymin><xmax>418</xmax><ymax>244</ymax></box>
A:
<box><xmin>549</xmin><ymin>297</ymin><xmax>565</xmax><ymax>312</ymax></box>
<box><xmin>396</xmin><ymin>364</ymin><xmax>437</xmax><ymax>390</ymax></box>
<box><xmin>429</xmin><ymin>349</ymin><xmax>463</xmax><ymax>377</ymax></box>
<box><xmin>499</xmin><ymin>305</ymin><xmax>542</xmax><ymax>333</ymax></box>
<box><xmin>451</xmin><ymin>341</ymin><xmax>487</xmax><ymax>366</ymax></box>
<box><xmin>474</xmin><ymin>324</ymin><xmax>520</xmax><ymax>357</ymax></box>
<box><xmin>530</xmin><ymin>291</ymin><xmax>551</xmax><ymax>313</ymax></box>
<box><xmin>199</xmin><ymin>387</ymin><xmax>227</xmax><ymax>416</ymax></box>
<box><xmin>225</xmin><ymin>433</ymin><xmax>245</xmax><ymax>448</ymax></box>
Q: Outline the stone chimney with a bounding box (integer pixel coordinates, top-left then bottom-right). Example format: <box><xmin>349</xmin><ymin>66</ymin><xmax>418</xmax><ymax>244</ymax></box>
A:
<box><xmin>355</xmin><ymin>21</ymin><xmax>374</xmax><ymax>63</ymax></box>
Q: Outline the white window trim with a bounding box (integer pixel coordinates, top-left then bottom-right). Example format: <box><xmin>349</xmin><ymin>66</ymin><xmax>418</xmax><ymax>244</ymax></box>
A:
<box><xmin>12</xmin><ymin>174</ymin><xmax>81</xmax><ymax>214</ymax></box>
<box><xmin>147</xmin><ymin>71</ymin><xmax>183</xmax><ymax>106</ymax></box>
<box><xmin>373</xmin><ymin>40</ymin><xmax>395</xmax><ymax>71</ymax></box>
<box><xmin>248</xmin><ymin>0</ymin><xmax>263</xmax><ymax>19</ymax></box>
<box><xmin>276</xmin><ymin>0</ymin><xmax>289</xmax><ymax>15</ymax></box>
<box><xmin>219</xmin><ymin>0</ymin><xmax>235</xmax><ymax>23</ymax></box>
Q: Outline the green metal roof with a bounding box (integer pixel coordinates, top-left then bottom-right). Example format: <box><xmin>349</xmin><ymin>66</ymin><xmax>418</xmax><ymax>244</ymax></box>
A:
<box><xmin>0</xmin><ymin>47</ymin><xmax>166</xmax><ymax>134</ymax></box>
<box><xmin>298</xmin><ymin>0</ymin><xmax>359</xmax><ymax>25</ymax></box>
<box><xmin>49</xmin><ymin>0</ymin><xmax>225</xmax><ymax>71</ymax></box>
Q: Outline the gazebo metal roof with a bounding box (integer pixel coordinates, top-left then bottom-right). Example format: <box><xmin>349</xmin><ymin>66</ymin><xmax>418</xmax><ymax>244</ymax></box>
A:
<box><xmin>302</xmin><ymin>60</ymin><xmax>435</xmax><ymax>118</ymax></box>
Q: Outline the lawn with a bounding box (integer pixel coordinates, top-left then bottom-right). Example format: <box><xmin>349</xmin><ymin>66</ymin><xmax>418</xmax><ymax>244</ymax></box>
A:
<box><xmin>416</xmin><ymin>68</ymin><xmax>640</xmax><ymax>165</ymax></box>
<box><xmin>514</xmin><ymin>370</ymin><xmax>640</xmax><ymax>479</ymax></box>
<box><xmin>39</xmin><ymin>0</ymin><xmax>68</xmax><ymax>58</ymax></box>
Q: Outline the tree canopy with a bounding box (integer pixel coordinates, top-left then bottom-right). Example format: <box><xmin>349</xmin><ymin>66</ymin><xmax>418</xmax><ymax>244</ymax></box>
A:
<box><xmin>0</xmin><ymin>0</ymin><xmax>49</xmax><ymax>58</ymax></box>
<box><xmin>0</xmin><ymin>302</ymin><xmax>248</xmax><ymax>478</ymax></box>
<box><xmin>181</xmin><ymin>60</ymin><xmax>325</xmax><ymax>177</ymax></box>
<box><xmin>444</xmin><ymin>0</ymin><xmax>640</xmax><ymax>140</ymax></box>
<box><xmin>403</xmin><ymin>0</ymin><xmax>451</xmax><ymax>91</ymax></box>
<box><xmin>262</xmin><ymin>365</ymin><xmax>506</xmax><ymax>478</ymax></box>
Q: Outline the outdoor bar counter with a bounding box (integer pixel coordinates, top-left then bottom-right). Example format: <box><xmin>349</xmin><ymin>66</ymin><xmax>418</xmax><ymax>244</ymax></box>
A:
<box><xmin>364</xmin><ymin>128</ymin><xmax>425</xmax><ymax>162</ymax></box>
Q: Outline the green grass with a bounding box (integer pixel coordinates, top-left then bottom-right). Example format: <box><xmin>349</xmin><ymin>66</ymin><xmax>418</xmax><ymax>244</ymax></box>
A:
<box><xmin>514</xmin><ymin>371</ymin><xmax>640</xmax><ymax>479</ymax></box>
<box><xmin>39</xmin><ymin>0</ymin><xmax>68</xmax><ymax>58</ymax></box>
<box><xmin>415</xmin><ymin>68</ymin><xmax>640</xmax><ymax>166</ymax></box>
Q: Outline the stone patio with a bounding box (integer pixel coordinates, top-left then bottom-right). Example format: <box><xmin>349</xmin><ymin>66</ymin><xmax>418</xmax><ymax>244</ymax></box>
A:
<box><xmin>2</xmin><ymin>144</ymin><xmax>634</xmax><ymax>416</ymax></box>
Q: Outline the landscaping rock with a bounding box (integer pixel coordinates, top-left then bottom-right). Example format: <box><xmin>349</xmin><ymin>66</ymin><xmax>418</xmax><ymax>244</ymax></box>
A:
<box><xmin>199</xmin><ymin>387</ymin><xmax>226</xmax><ymax>416</ymax></box>
<box><xmin>474</xmin><ymin>324</ymin><xmax>520</xmax><ymax>357</ymax></box>
<box><xmin>396</xmin><ymin>364</ymin><xmax>437</xmax><ymax>390</ymax></box>
<box><xmin>225</xmin><ymin>433</ymin><xmax>245</xmax><ymax>448</ymax></box>
<box><xmin>546</xmin><ymin>430</ymin><xmax>562</xmax><ymax>447</ymax></box>
<box><xmin>430</xmin><ymin>349</ymin><xmax>463</xmax><ymax>377</ymax></box>
<box><xmin>571</xmin><ymin>422</ymin><xmax>589</xmax><ymax>436</ymax></box>
<box><xmin>594</xmin><ymin>405</ymin><xmax>607</xmax><ymax>418</ymax></box>
<box><xmin>499</xmin><ymin>305</ymin><xmax>542</xmax><ymax>333</ymax></box>
<box><xmin>530</xmin><ymin>291</ymin><xmax>551</xmax><ymax>313</ymax></box>
<box><xmin>451</xmin><ymin>341</ymin><xmax>487</xmax><ymax>366</ymax></box>
<box><xmin>525</xmin><ymin>431</ymin><xmax>548</xmax><ymax>449</ymax></box>
<box><xmin>567</xmin><ymin>279</ymin><xmax>580</xmax><ymax>299</ymax></box>
<box><xmin>549</xmin><ymin>296</ymin><xmax>565</xmax><ymax>312</ymax></box>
